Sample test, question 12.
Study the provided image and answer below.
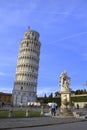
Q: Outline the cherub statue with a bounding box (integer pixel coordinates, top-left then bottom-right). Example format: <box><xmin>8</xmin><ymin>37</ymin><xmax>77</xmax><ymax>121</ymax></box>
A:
<box><xmin>59</xmin><ymin>71</ymin><xmax>70</xmax><ymax>89</ymax></box>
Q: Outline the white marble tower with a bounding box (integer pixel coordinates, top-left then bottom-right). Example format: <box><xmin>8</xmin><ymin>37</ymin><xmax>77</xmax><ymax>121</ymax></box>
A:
<box><xmin>12</xmin><ymin>29</ymin><xmax>41</xmax><ymax>106</ymax></box>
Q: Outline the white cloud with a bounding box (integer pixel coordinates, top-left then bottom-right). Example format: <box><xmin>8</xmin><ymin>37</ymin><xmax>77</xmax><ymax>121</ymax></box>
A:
<box><xmin>0</xmin><ymin>72</ymin><xmax>6</xmax><ymax>76</ymax></box>
<box><xmin>0</xmin><ymin>71</ymin><xmax>14</xmax><ymax>77</ymax></box>
<box><xmin>0</xmin><ymin>87</ymin><xmax>12</xmax><ymax>93</ymax></box>
<box><xmin>46</xmin><ymin>31</ymin><xmax>87</xmax><ymax>45</ymax></box>
<box><xmin>59</xmin><ymin>31</ymin><xmax>87</xmax><ymax>41</ymax></box>
<box><xmin>37</xmin><ymin>86</ymin><xmax>59</xmax><ymax>97</ymax></box>
<box><xmin>0</xmin><ymin>0</ymin><xmax>38</xmax><ymax>32</ymax></box>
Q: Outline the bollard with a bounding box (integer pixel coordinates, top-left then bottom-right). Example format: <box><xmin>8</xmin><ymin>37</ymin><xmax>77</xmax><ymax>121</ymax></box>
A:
<box><xmin>49</xmin><ymin>108</ymin><xmax>52</xmax><ymax>115</ymax></box>
<box><xmin>8</xmin><ymin>108</ymin><xmax>13</xmax><ymax>118</ymax></box>
<box><xmin>26</xmin><ymin>109</ymin><xmax>30</xmax><ymax>117</ymax></box>
<box><xmin>40</xmin><ymin>105</ymin><xmax>44</xmax><ymax>115</ymax></box>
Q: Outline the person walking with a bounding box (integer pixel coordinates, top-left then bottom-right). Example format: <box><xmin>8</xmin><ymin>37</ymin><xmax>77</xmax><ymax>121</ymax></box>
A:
<box><xmin>51</xmin><ymin>102</ymin><xmax>56</xmax><ymax>116</ymax></box>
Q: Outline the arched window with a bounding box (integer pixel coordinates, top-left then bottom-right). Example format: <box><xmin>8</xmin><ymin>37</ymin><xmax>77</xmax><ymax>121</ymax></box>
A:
<box><xmin>27</xmin><ymin>42</ymin><xmax>29</xmax><ymax>47</ymax></box>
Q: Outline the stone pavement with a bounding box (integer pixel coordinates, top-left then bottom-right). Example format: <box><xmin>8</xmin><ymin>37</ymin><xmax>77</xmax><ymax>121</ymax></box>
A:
<box><xmin>0</xmin><ymin>116</ymin><xmax>87</xmax><ymax>130</ymax></box>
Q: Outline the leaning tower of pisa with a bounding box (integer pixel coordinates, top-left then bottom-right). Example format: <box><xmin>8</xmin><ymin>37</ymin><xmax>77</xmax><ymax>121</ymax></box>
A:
<box><xmin>12</xmin><ymin>29</ymin><xmax>41</xmax><ymax>106</ymax></box>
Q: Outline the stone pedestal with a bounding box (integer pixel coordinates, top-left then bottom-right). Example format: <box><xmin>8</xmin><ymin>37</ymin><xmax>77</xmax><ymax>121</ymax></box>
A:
<box><xmin>59</xmin><ymin>88</ymin><xmax>73</xmax><ymax>117</ymax></box>
<box><xmin>57</xmin><ymin>71</ymin><xmax>73</xmax><ymax>117</ymax></box>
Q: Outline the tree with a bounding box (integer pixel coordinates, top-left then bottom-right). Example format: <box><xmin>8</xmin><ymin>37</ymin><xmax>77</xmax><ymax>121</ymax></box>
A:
<box><xmin>43</xmin><ymin>93</ymin><xmax>48</xmax><ymax>103</ymax></box>
<box><xmin>49</xmin><ymin>93</ymin><xmax>53</xmax><ymax>98</ymax></box>
<box><xmin>48</xmin><ymin>93</ymin><xmax>53</xmax><ymax>102</ymax></box>
<box><xmin>75</xmin><ymin>89</ymin><xmax>87</xmax><ymax>95</ymax></box>
<box><xmin>55</xmin><ymin>91</ymin><xmax>60</xmax><ymax>97</ymax></box>
<box><xmin>83</xmin><ymin>89</ymin><xmax>87</xmax><ymax>94</ymax></box>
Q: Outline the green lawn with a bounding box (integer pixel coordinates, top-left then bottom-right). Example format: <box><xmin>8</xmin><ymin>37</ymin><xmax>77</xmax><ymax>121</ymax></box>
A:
<box><xmin>0</xmin><ymin>110</ymin><xmax>41</xmax><ymax>118</ymax></box>
<box><xmin>0</xmin><ymin>111</ymin><xmax>8</xmax><ymax>118</ymax></box>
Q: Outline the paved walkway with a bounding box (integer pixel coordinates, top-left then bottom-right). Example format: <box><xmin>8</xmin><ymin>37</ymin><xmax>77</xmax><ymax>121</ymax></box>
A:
<box><xmin>0</xmin><ymin>108</ymin><xmax>87</xmax><ymax>130</ymax></box>
<box><xmin>0</xmin><ymin>116</ymin><xmax>87</xmax><ymax>130</ymax></box>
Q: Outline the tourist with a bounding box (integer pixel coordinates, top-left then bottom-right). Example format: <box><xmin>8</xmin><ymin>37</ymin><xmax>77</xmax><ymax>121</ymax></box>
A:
<box><xmin>51</xmin><ymin>102</ymin><xmax>56</xmax><ymax>116</ymax></box>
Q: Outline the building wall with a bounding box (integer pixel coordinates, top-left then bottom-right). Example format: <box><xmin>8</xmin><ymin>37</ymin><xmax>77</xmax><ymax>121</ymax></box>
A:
<box><xmin>0</xmin><ymin>92</ymin><xmax>12</xmax><ymax>106</ymax></box>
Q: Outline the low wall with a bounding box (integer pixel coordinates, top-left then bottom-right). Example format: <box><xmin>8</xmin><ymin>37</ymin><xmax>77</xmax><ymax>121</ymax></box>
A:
<box><xmin>74</xmin><ymin>102</ymin><xmax>87</xmax><ymax>108</ymax></box>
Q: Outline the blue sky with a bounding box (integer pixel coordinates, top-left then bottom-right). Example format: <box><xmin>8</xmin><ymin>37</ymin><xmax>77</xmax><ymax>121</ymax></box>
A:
<box><xmin>0</xmin><ymin>0</ymin><xmax>87</xmax><ymax>96</ymax></box>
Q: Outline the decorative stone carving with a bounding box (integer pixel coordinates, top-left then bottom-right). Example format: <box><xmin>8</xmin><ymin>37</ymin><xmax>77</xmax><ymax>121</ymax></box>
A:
<box><xmin>58</xmin><ymin>71</ymin><xmax>73</xmax><ymax>117</ymax></box>
<box><xmin>59</xmin><ymin>71</ymin><xmax>70</xmax><ymax>91</ymax></box>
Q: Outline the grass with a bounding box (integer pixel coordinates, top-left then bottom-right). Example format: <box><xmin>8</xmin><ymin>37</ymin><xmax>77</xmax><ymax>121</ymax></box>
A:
<box><xmin>0</xmin><ymin>109</ymin><xmax>41</xmax><ymax>118</ymax></box>
<box><xmin>13</xmin><ymin>110</ymin><xmax>26</xmax><ymax>117</ymax></box>
<box><xmin>30</xmin><ymin>111</ymin><xmax>40</xmax><ymax>117</ymax></box>
<box><xmin>0</xmin><ymin>111</ymin><xmax>8</xmax><ymax>118</ymax></box>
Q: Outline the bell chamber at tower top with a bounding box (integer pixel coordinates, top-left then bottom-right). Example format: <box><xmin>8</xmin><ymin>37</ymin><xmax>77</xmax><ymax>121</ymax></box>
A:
<box><xmin>24</xmin><ymin>30</ymin><xmax>40</xmax><ymax>41</ymax></box>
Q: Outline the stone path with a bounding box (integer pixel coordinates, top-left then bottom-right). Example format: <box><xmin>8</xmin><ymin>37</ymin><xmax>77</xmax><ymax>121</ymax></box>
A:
<box><xmin>0</xmin><ymin>116</ymin><xmax>87</xmax><ymax>130</ymax></box>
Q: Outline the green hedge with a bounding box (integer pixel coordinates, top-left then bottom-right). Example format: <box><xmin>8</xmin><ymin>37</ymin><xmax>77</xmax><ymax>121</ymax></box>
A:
<box><xmin>71</xmin><ymin>96</ymin><xmax>87</xmax><ymax>102</ymax></box>
<box><xmin>37</xmin><ymin>95</ymin><xmax>87</xmax><ymax>106</ymax></box>
<box><xmin>37</xmin><ymin>97</ymin><xmax>61</xmax><ymax>106</ymax></box>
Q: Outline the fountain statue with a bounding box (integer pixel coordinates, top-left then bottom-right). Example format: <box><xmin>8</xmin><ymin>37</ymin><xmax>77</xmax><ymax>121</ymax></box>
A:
<box><xmin>59</xmin><ymin>71</ymin><xmax>73</xmax><ymax>117</ymax></box>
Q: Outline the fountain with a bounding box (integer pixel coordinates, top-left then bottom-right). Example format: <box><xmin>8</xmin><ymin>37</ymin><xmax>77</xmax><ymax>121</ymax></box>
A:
<box><xmin>57</xmin><ymin>71</ymin><xmax>73</xmax><ymax>117</ymax></box>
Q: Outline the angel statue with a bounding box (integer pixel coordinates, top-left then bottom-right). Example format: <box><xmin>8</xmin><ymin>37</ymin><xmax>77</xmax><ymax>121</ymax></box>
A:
<box><xmin>59</xmin><ymin>71</ymin><xmax>70</xmax><ymax>89</ymax></box>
